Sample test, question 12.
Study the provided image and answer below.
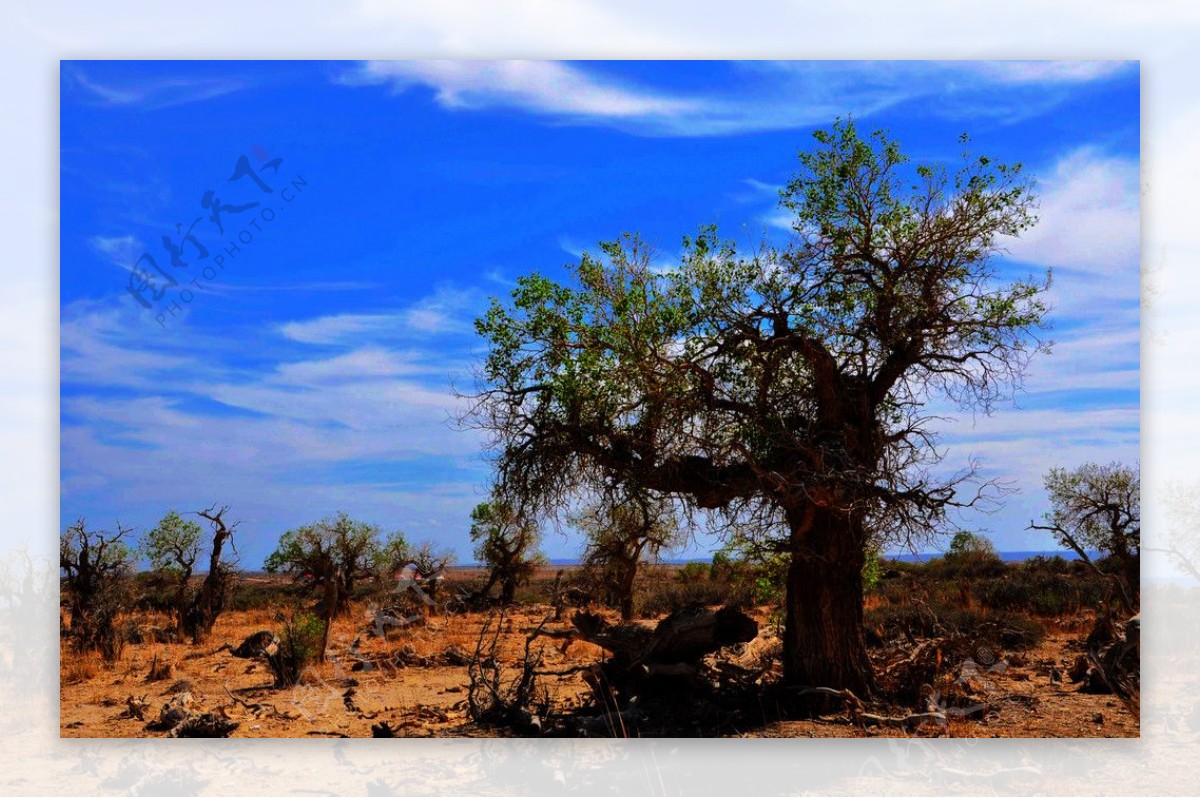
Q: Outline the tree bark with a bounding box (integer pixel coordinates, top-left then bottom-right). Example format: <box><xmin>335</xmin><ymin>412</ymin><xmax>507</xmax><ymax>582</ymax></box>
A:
<box><xmin>187</xmin><ymin>507</ymin><xmax>233</xmax><ymax>644</ymax></box>
<box><xmin>782</xmin><ymin>506</ymin><xmax>876</xmax><ymax>697</ymax></box>
<box><xmin>617</xmin><ymin>557</ymin><xmax>637</xmax><ymax>621</ymax></box>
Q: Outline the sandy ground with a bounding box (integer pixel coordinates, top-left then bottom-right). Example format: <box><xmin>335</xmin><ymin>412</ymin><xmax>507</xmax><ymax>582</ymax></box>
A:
<box><xmin>59</xmin><ymin>598</ymin><xmax>1138</xmax><ymax>739</ymax></box>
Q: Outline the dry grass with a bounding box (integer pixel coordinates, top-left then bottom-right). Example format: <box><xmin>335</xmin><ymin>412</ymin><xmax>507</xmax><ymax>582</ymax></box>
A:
<box><xmin>61</xmin><ymin>650</ymin><xmax>101</xmax><ymax>685</ymax></box>
<box><xmin>58</xmin><ymin>567</ymin><xmax>1140</xmax><ymax>739</ymax></box>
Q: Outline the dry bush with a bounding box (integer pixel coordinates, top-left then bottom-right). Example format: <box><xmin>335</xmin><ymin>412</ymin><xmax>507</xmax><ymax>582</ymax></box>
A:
<box><xmin>61</xmin><ymin>650</ymin><xmax>101</xmax><ymax>685</ymax></box>
<box><xmin>635</xmin><ymin>564</ymin><xmax>753</xmax><ymax>618</ymax></box>
<box><xmin>466</xmin><ymin>611</ymin><xmax>551</xmax><ymax>733</ymax></box>
<box><xmin>60</xmin><ymin>519</ymin><xmax>135</xmax><ymax>662</ymax></box>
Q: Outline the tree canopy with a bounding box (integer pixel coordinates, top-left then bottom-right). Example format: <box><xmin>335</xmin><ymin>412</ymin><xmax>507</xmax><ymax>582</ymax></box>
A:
<box><xmin>470</xmin><ymin>497</ymin><xmax>545</xmax><ymax>605</ymax></box>
<box><xmin>142</xmin><ymin>510</ymin><xmax>203</xmax><ymax>577</ymax></box>
<box><xmin>60</xmin><ymin>519</ymin><xmax>135</xmax><ymax>660</ymax></box>
<box><xmin>1031</xmin><ymin>461</ymin><xmax>1140</xmax><ymax>609</ymax></box>
<box><xmin>265</xmin><ymin>512</ymin><xmax>397</xmax><ymax>615</ymax></box>
<box><xmin>573</xmin><ymin>489</ymin><xmax>682</xmax><ymax>620</ymax></box>
<box><xmin>465</xmin><ymin>119</ymin><xmax>1050</xmax><ymax>691</ymax></box>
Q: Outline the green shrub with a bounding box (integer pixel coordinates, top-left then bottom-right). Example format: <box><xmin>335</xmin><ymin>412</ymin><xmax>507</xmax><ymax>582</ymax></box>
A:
<box><xmin>971</xmin><ymin>566</ymin><xmax>1109</xmax><ymax>616</ymax></box>
<box><xmin>929</xmin><ymin>531</ymin><xmax>1007</xmax><ymax>579</ymax></box>
<box><xmin>225</xmin><ymin>579</ymin><xmax>297</xmax><ymax>612</ymax></box>
<box><xmin>268</xmin><ymin>611</ymin><xmax>326</xmax><ymax>687</ymax></box>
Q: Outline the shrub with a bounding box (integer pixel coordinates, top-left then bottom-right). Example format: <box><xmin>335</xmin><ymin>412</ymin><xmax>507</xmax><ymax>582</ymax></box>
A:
<box><xmin>866</xmin><ymin>600</ymin><xmax>1044</xmax><ymax>649</ymax></box>
<box><xmin>636</xmin><ymin>573</ymin><xmax>750</xmax><ymax>618</ymax></box>
<box><xmin>224</xmin><ymin>579</ymin><xmax>296</xmax><ymax>612</ymax></box>
<box><xmin>267</xmin><ymin>611</ymin><xmax>327</xmax><ymax>687</ymax></box>
<box><xmin>972</xmin><ymin>565</ymin><xmax>1110</xmax><ymax>617</ymax></box>
<box><xmin>929</xmin><ymin>531</ymin><xmax>1006</xmax><ymax>578</ymax></box>
<box><xmin>676</xmin><ymin>562</ymin><xmax>709</xmax><ymax>583</ymax></box>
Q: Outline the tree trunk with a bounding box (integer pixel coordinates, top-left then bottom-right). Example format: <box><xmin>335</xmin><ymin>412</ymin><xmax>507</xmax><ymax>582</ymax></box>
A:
<box><xmin>337</xmin><ymin>573</ymin><xmax>354</xmax><ymax>615</ymax></box>
<box><xmin>188</xmin><ymin>508</ymin><xmax>233</xmax><ymax>644</ymax></box>
<box><xmin>617</xmin><ymin>557</ymin><xmax>637</xmax><ymax>621</ymax></box>
<box><xmin>1113</xmin><ymin>546</ymin><xmax>1139</xmax><ymax>608</ymax></box>
<box><xmin>782</xmin><ymin>507</ymin><xmax>876</xmax><ymax>697</ymax></box>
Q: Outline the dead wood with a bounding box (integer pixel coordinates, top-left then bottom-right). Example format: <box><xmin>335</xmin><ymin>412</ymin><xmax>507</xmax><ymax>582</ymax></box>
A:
<box><xmin>120</xmin><ymin>694</ymin><xmax>150</xmax><ymax>721</ymax></box>
<box><xmin>571</xmin><ymin>702</ymin><xmax>643</xmax><ymax>737</ymax></box>
<box><xmin>859</xmin><ymin>711</ymin><xmax>948</xmax><ymax>731</ymax></box>
<box><xmin>230</xmin><ymin>630</ymin><xmax>278</xmax><ymax>659</ymax></box>
<box><xmin>145</xmin><ymin>654</ymin><xmax>173</xmax><ymax>682</ymax></box>
<box><xmin>167</xmin><ymin>712</ymin><xmax>238</xmax><ymax>738</ymax></box>
<box><xmin>371</xmin><ymin>720</ymin><xmax>398</xmax><ymax>737</ymax></box>
<box><xmin>567</xmin><ymin>605</ymin><xmax>758</xmax><ymax>672</ymax></box>
<box><xmin>222</xmin><ymin>683</ymin><xmax>300</xmax><ymax>721</ymax></box>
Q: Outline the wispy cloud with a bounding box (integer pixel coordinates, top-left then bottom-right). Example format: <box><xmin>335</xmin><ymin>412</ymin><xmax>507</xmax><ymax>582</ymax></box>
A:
<box><xmin>60</xmin><ymin>294</ymin><xmax>489</xmax><ymax>560</ymax></box>
<box><xmin>279</xmin><ymin>287</ymin><xmax>481</xmax><ymax>345</ymax></box>
<box><xmin>969</xmin><ymin>60</ymin><xmax>1133</xmax><ymax>84</ymax></box>
<box><xmin>89</xmin><ymin>234</ymin><xmax>143</xmax><ymax>271</ymax></box>
<box><xmin>65</xmin><ymin>65</ymin><xmax>251</xmax><ymax>109</ymax></box>
<box><xmin>1006</xmin><ymin>148</ymin><xmax>1140</xmax><ymax>276</ymax></box>
<box><xmin>343</xmin><ymin>60</ymin><xmax>1135</xmax><ymax>137</ymax></box>
<box><xmin>348</xmin><ymin>60</ymin><xmax>702</xmax><ymax>120</ymax></box>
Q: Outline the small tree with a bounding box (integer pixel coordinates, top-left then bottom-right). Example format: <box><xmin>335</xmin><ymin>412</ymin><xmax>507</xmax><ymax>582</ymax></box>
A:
<box><xmin>141</xmin><ymin>510</ymin><xmax>202</xmax><ymax>630</ymax></box>
<box><xmin>60</xmin><ymin>519</ymin><xmax>134</xmax><ymax>661</ymax></box>
<box><xmin>140</xmin><ymin>506</ymin><xmax>236</xmax><ymax>643</ymax></box>
<box><xmin>938</xmin><ymin>530</ymin><xmax>1005</xmax><ymax>578</ymax></box>
<box><xmin>376</xmin><ymin>530</ymin><xmax>411</xmax><ymax>577</ymax></box>
<box><xmin>573</xmin><ymin>491</ymin><xmax>682</xmax><ymax>620</ymax></box>
<box><xmin>188</xmin><ymin>505</ymin><xmax>238</xmax><ymax>643</ymax></box>
<box><xmin>1030</xmin><ymin>461</ymin><xmax>1140</xmax><ymax>611</ymax></box>
<box><xmin>470</xmin><ymin>498</ymin><xmax>545</xmax><ymax>605</ymax></box>
<box><xmin>264</xmin><ymin>513</ymin><xmax>385</xmax><ymax>617</ymax></box>
<box><xmin>406</xmin><ymin>541</ymin><xmax>455</xmax><ymax>601</ymax></box>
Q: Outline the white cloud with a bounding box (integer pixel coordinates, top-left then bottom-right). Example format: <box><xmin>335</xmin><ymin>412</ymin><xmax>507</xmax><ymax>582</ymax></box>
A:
<box><xmin>66</xmin><ymin>66</ymin><xmax>250</xmax><ymax>109</ymax></box>
<box><xmin>352</xmin><ymin>60</ymin><xmax>702</xmax><ymax>120</ymax></box>
<box><xmin>61</xmin><ymin>302</ymin><xmax>202</xmax><ymax>391</ymax></box>
<box><xmin>89</xmin><ymin>234</ymin><xmax>143</xmax><ymax>271</ymax></box>
<box><xmin>1006</xmin><ymin>148</ymin><xmax>1140</xmax><ymax>275</ymax></box>
<box><xmin>278</xmin><ymin>286</ymin><xmax>480</xmax><ymax>344</ymax></box>
<box><xmin>969</xmin><ymin>60</ymin><xmax>1133</xmax><ymax>84</ymax></box>
<box><xmin>279</xmin><ymin>312</ymin><xmax>404</xmax><ymax>345</ymax></box>
<box><xmin>273</xmin><ymin>347</ymin><xmax>439</xmax><ymax>383</ymax></box>
<box><xmin>344</xmin><ymin>60</ymin><xmax>1134</xmax><ymax>138</ymax></box>
<box><xmin>60</xmin><ymin>299</ymin><xmax>488</xmax><ymax>542</ymax></box>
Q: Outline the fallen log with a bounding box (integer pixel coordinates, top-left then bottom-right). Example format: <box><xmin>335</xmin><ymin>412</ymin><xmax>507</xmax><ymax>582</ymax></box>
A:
<box><xmin>568</xmin><ymin>605</ymin><xmax>758</xmax><ymax>670</ymax></box>
<box><xmin>167</xmin><ymin>712</ymin><xmax>239</xmax><ymax>738</ymax></box>
<box><xmin>859</xmin><ymin>711</ymin><xmax>948</xmax><ymax>732</ymax></box>
<box><xmin>787</xmin><ymin>686</ymin><xmax>950</xmax><ymax>731</ymax></box>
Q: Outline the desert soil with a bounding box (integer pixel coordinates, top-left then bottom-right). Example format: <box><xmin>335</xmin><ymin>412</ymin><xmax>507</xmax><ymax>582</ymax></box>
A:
<box><xmin>59</xmin><ymin>595</ymin><xmax>1138</xmax><ymax>739</ymax></box>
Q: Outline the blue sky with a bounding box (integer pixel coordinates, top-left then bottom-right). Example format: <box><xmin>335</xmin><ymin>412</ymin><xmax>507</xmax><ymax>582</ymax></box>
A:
<box><xmin>60</xmin><ymin>60</ymin><xmax>1140</xmax><ymax>568</ymax></box>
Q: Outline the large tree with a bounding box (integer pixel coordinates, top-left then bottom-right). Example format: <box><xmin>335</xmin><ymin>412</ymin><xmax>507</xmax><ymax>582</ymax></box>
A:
<box><xmin>466</xmin><ymin>120</ymin><xmax>1049</xmax><ymax>694</ymax></box>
